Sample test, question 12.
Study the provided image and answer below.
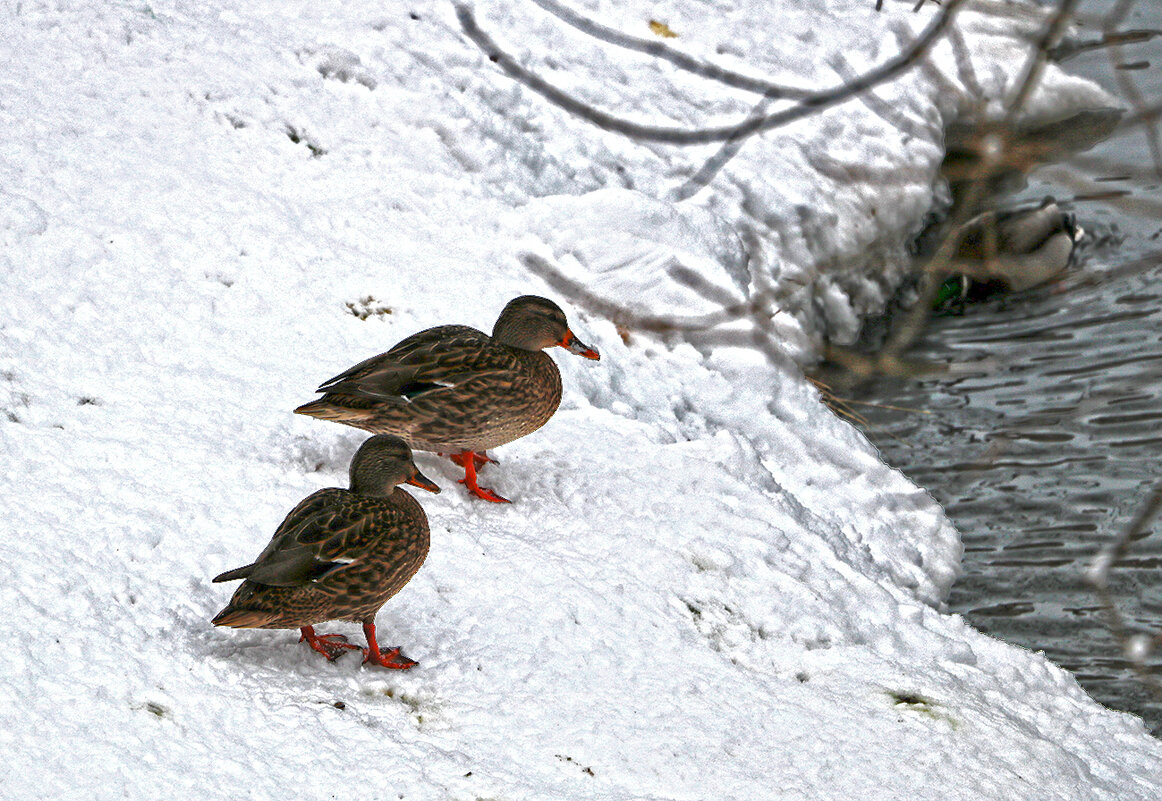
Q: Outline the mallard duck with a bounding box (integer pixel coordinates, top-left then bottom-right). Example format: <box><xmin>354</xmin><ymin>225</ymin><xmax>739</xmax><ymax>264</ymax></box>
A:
<box><xmin>294</xmin><ymin>295</ymin><xmax>600</xmax><ymax>503</ymax></box>
<box><xmin>931</xmin><ymin>199</ymin><xmax>1081</xmax><ymax>302</ymax></box>
<box><xmin>212</xmin><ymin>434</ymin><xmax>439</xmax><ymax>670</ymax></box>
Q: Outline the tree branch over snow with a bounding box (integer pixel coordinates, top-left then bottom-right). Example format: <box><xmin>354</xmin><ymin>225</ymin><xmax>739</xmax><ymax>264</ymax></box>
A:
<box><xmin>455</xmin><ymin>0</ymin><xmax>968</xmax><ymax>145</ymax></box>
<box><xmin>1048</xmin><ymin>26</ymin><xmax>1162</xmax><ymax>63</ymax></box>
<box><xmin>477</xmin><ymin>2</ymin><xmax>1162</xmax><ymax>705</ymax></box>
<box><xmin>484</xmin><ymin>5</ymin><xmax>1162</xmax><ymax>703</ymax></box>
<box><xmin>668</xmin><ymin>88</ymin><xmax>778</xmax><ymax>202</ymax></box>
<box><xmin>865</xmin><ymin>0</ymin><xmax>1087</xmax><ymax>366</ymax></box>
<box><xmin>1005</xmin><ymin>0</ymin><xmax>1082</xmax><ymax>113</ymax></box>
<box><xmin>524</xmin><ymin>0</ymin><xmax>815</xmax><ymax>101</ymax></box>
<box><xmin>520</xmin><ymin>238</ymin><xmax>799</xmax><ymax>371</ymax></box>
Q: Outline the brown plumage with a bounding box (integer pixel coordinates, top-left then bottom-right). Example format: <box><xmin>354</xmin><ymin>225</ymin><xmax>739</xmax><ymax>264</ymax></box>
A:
<box><xmin>211</xmin><ymin>435</ymin><xmax>439</xmax><ymax>669</ymax></box>
<box><xmin>294</xmin><ymin>295</ymin><xmax>600</xmax><ymax>503</ymax></box>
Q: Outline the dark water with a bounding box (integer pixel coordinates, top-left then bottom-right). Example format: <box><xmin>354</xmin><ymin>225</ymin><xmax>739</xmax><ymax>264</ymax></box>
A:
<box><xmin>840</xmin><ymin>5</ymin><xmax>1162</xmax><ymax>734</ymax></box>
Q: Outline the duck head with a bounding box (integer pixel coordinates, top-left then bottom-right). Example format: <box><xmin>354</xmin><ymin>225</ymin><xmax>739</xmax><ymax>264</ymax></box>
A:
<box><xmin>349</xmin><ymin>434</ymin><xmax>440</xmax><ymax>496</ymax></box>
<box><xmin>493</xmin><ymin>295</ymin><xmax>600</xmax><ymax>360</ymax></box>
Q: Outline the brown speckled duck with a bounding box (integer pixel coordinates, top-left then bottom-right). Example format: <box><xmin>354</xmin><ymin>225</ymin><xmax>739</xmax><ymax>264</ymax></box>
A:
<box><xmin>212</xmin><ymin>435</ymin><xmax>439</xmax><ymax>670</ymax></box>
<box><xmin>294</xmin><ymin>295</ymin><xmax>600</xmax><ymax>503</ymax></box>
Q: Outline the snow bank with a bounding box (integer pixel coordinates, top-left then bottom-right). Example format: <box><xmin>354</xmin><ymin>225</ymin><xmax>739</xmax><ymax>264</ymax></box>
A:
<box><xmin>2</xmin><ymin>0</ymin><xmax>1156</xmax><ymax>799</ymax></box>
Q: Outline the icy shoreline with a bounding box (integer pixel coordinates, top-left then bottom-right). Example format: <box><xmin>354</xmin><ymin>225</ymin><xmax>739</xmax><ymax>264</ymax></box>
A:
<box><xmin>2</xmin><ymin>1</ymin><xmax>1159</xmax><ymax>798</ymax></box>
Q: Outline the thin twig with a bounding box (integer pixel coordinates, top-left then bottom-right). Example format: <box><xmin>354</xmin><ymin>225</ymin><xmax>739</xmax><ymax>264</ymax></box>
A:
<box><xmin>1048</xmin><ymin>28</ymin><xmax>1161</xmax><ymax>63</ymax></box>
<box><xmin>521</xmin><ymin>253</ymin><xmax>760</xmax><ymax>334</ymax></box>
<box><xmin>456</xmin><ymin>0</ymin><xmax>968</xmax><ymax>145</ymax></box>
<box><xmin>525</xmin><ymin>0</ymin><xmax>815</xmax><ymax>100</ymax></box>
<box><xmin>668</xmin><ymin>88</ymin><xmax>778</xmax><ymax>201</ymax></box>
<box><xmin>1005</xmin><ymin>0</ymin><xmax>1081</xmax><ymax>113</ymax></box>
<box><xmin>1087</xmin><ymin>481</ymin><xmax>1162</xmax><ymax>700</ymax></box>
<box><xmin>1103</xmin><ymin>14</ymin><xmax>1162</xmax><ymax>178</ymax></box>
<box><xmin>865</xmin><ymin>0</ymin><xmax>1083</xmax><ymax>367</ymax></box>
<box><xmin>520</xmin><ymin>245</ymin><xmax>806</xmax><ymax>372</ymax></box>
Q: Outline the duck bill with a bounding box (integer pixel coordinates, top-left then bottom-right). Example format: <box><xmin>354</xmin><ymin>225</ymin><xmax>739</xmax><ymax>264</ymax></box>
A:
<box><xmin>559</xmin><ymin>330</ymin><xmax>600</xmax><ymax>361</ymax></box>
<box><xmin>406</xmin><ymin>470</ymin><xmax>441</xmax><ymax>493</ymax></box>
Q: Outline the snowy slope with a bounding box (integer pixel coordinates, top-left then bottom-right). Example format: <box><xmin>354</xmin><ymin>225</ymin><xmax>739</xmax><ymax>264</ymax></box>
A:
<box><xmin>2</xmin><ymin>0</ymin><xmax>1158</xmax><ymax>799</ymax></box>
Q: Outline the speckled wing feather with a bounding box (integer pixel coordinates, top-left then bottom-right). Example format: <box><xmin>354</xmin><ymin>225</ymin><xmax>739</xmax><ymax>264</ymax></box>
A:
<box><xmin>316</xmin><ymin>325</ymin><xmax>504</xmax><ymax>402</ymax></box>
<box><xmin>297</xmin><ymin>319</ymin><xmax>564</xmax><ymax>454</ymax></box>
<box><xmin>212</xmin><ymin>488</ymin><xmax>414</xmax><ymax>588</ymax></box>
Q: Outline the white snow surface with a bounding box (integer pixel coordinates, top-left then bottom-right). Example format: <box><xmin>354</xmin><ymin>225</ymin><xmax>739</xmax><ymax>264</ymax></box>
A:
<box><xmin>2</xmin><ymin>0</ymin><xmax>1158</xmax><ymax>799</ymax></box>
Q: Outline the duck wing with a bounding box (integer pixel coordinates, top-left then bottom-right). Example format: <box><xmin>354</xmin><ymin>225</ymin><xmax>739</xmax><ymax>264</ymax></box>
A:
<box><xmin>211</xmin><ymin>489</ymin><xmax>405</xmax><ymax>587</ymax></box>
<box><xmin>315</xmin><ymin>325</ymin><xmax>516</xmax><ymax>402</ymax></box>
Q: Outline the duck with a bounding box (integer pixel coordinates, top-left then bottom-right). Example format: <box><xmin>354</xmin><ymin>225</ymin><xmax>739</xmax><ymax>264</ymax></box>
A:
<box><xmin>927</xmin><ymin>199</ymin><xmax>1082</xmax><ymax>306</ymax></box>
<box><xmin>294</xmin><ymin>295</ymin><xmax>600</xmax><ymax>503</ymax></box>
<box><xmin>211</xmin><ymin>434</ymin><xmax>439</xmax><ymax>670</ymax></box>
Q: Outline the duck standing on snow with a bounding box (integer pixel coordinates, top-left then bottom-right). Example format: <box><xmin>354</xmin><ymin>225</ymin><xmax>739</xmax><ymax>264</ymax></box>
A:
<box><xmin>212</xmin><ymin>435</ymin><xmax>438</xmax><ymax>670</ymax></box>
<box><xmin>294</xmin><ymin>295</ymin><xmax>601</xmax><ymax>503</ymax></box>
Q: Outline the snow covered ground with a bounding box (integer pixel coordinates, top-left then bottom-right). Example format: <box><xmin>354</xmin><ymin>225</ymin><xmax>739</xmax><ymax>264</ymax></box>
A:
<box><xmin>2</xmin><ymin>0</ymin><xmax>1159</xmax><ymax>798</ymax></box>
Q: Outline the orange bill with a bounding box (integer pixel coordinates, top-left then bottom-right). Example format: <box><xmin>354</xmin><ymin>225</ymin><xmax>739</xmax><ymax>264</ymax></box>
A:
<box><xmin>560</xmin><ymin>330</ymin><xmax>600</xmax><ymax>360</ymax></box>
<box><xmin>406</xmin><ymin>469</ymin><xmax>441</xmax><ymax>493</ymax></box>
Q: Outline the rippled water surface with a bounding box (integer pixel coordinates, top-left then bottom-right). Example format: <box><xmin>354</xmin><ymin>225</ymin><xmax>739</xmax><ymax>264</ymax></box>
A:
<box><xmin>854</xmin><ymin>259</ymin><xmax>1162</xmax><ymax>734</ymax></box>
<box><xmin>846</xmin><ymin>5</ymin><xmax>1162</xmax><ymax>735</ymax></box>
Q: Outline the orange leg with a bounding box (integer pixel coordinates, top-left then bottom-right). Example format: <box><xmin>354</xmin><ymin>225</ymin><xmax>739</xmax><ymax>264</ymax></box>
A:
<box><xmin>445</xmin><ymin>451</ymin><xmax>497</xmax><ymax>471</ymax></box>
<box><xmin>299</xmin><ymin>626</ymin><xmax>361</xmax><ymax>661</ymax></box>
<box><xmin>446</xmin><ymin>450</ymin><xmax>509</xmax><ymax>503</ymax></box>
<box><xmin>361</xmin><ymin>622</ymin><xmax>417</xmax><ymax>670</ymax></box>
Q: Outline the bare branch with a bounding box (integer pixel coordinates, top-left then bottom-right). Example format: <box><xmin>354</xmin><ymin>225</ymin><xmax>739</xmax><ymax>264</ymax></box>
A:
<box><xmin>1048</xmin><ymin>27</ymin><xmax>1161</xmax><ymax>63</ymax></box>
<box><xmin>519</xmin><ymin>246</ymin><xmax>807</xmax><ymax>372</ymax></box>
<box><xmin>521</xmin><ymin>253</ymin><xmax>759</xmax><ymax>333</ymax></box>
<box><xmin>455</xmin><ymin>0</ymin><xmax>968</xmax><ymax>145</ymax></box>
<box><xmin>1005</xmin><ymin>0</ymin><xmax>1081</xmax><ymax>114</ymax></box>
<box><xmin>846</xmin><ymin>0</ymin><xmax>1088</xmax><ymax>368</ymax></box>
<box><xmin>946</xmin><ymin>24</ymin><xmax>984</xmax><ymax>98</ymax></box>
<box><xmin>525</xmin><ymin>0</ymin><xmax>815</xmax><ymax>101</ymax></box>
<box><xmin>668</xmin><ymin>89</ymin><xmax>777</xmax><ymax>201</ymax></box>
<box><xmin>831</xmin><ymin>40</ymin><xmax>934</xmax><ymax>141</ymax></box>
<box><xmin>1103</xmin><ymin>21</ymin><xmax>1162</xmax><ymax>178</ymax></box>
<box><xmin>1087</xmin><ymin>480</ymin><xmax>1162</xmax><ymax>701</ymax></box>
